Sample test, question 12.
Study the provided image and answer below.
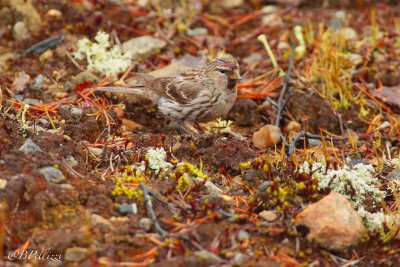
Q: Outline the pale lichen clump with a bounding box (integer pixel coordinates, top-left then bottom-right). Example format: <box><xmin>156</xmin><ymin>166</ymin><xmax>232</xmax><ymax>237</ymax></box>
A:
<box><xmin>139</xmin><ymin>147</ymin><xmax>173</xmax><ymax>173</ymax></box>
<box><xmin>73</xmin><ymin>31</ymin><xmax>132</xmax><ymax>78</ymax></box>
<box><xmin>299</xmin><ymin>161</ymin><xmax>390</xmax><ymax>231</ymax></box>
<box><xmin>313</xmin><ymin>163</ymin><xmax>384</xmax><ymax>208</ymax></box>
<box><xmin>357</xmin><ymin>207</ymin><xmax>395</xmax><ymax>232</ymax></box>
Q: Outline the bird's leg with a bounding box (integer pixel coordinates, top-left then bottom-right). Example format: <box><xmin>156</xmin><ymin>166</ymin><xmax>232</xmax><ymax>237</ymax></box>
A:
<box><xmin>178</xmin><ymin>121</ymin><xmax>201</xmax><ymax>138</ymax></box>
<box><xmin>193</xmin><ymin>123</ymin><xmax>205</xmax><ymax>133</ymax></box>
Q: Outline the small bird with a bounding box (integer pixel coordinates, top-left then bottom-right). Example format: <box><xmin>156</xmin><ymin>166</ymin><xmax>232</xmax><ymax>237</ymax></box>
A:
<box><xmin>90</xmin><ymin>57</ymin><xmax>241</xmax><ymax>133</ymax></box>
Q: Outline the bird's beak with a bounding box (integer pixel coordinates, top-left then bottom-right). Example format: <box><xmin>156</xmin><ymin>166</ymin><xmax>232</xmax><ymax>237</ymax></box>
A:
<box><xmin>229</xmin><ymin>69</ymin><xmax>242</xmax><ymax>80</ymax></box>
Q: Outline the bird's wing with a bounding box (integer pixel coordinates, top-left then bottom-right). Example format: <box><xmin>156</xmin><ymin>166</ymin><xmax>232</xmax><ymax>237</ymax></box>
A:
<box><xmin>89</xmin><ymin>86</ymin><xmax>144</xmax><ymax>94</ymax></box>
<box><xmin>147</xmin><ymin>76</ymin><xmax>202</xmax><ymax>105</ymax></box>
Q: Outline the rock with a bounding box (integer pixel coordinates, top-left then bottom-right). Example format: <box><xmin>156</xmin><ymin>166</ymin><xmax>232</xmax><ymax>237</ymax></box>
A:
<box><xmin>39</xmin><ymin>167</ymin><xmax>66</xmax><ymax>184</ymax></box>
<box><xmin>59</xmin><ymin>184</ymin><xmax>74</xmax><ymax>190</ymax></box>
<box><xmin>122</xmin><ymin>36</ymin><xmax>167</xmax><ymax>60</ymax></box>
<box><xmin>286</xmin><ymin>121</ymin><xmax>301</xmax><ymax>132</ymax></box>
<box><xmin>10</xmin><ymin>0</ymin><xmax>42</xmax><ymax>32</ymax></box>
<box><xmin>70</xmin><ymin>107</ymin><xmax>83</xmax><ymax>119</ymax></box>
<box><xmin>295</xmin><ymin>192</ymin><xmax>365</xmax><ymax>251</ymax></box>
<box><xmin>87</xmin><ymin>147</ymin><xmax>104</xmax><ymax>157</ymax></box>
<box><xmin>196</xmin><ymin>178</ymin><xmax>223</xmax><ymax>196</ymax></box>
<box><xmin>187</xmin><ymin>27</ymin><xmax>208</xmax><ymax>36</ymax></box>
<box><xmin>262</xmin><ymin>13</ymin><xmax>284</xmax><ymax>28</ymax></box>
<box><xmin>237</xmin><ymin>230</ymin><xmax>249</xmax><ymax>242</ymax></box>
<box><xmin>12</xmin><ymin>72</ymin><xmax>31</xmax><ymax>94</ymax></box>
<box><xmin>219</xmin><ymin>0</ymin><xmax>243</xmax><ymax>8</ymax></box>
<box><xmin>121</xmin><ymin>118</ymin><xmax>143</xmax><ymax>130</ymax></box>
<box><xmin>261</xmin><ymin>5</ymin><xmax>279</xmax><ymax>13</ymax></box>
<box><xmin>259</xmin><ymin>210</ymin><xmax>278</xmax><ymax>222</ymax></box>
<box><xmin>91</xmin><ymin>214</ymin><xmax>113</xmax><ymax>229</ymax></box>
<box><xmin>19</xmin><ymin>138</ymin><xmax>43</xmax><ymax>153</ymax></box>
<box><xmin>308</xmin><ymin>139</ymin><xmax>322</xmax><ymax>147</ymax></box>
<box><xmin>148</xmin><ymin>54</ymin><xmax>205</xmax><ymax>78</ymax></box>
<box><xmin>348</xmin><ymin>53</ymin><xmax>363</xmax><ymax>65</ymax></box>
<box><xmin>231</xmin><ymin>252</ymin><xmax>245</xmax><ymax>266</ymax></box>
<box><xmin>243</xmin><ymin>53</ymin><xmax>262</xmax><ymax>64</ymax></box>
<box><xmin>252</xmin><ymin>125</ymin><xmax>281</xmax><ymax>149</ymax></box>
<box><xmin>118</xmin><ymin>203</ymin><xmax>138</xmax><ymax>215</ymax></box>
<box><xmin>39</xmin><ymin>50</ymin><xmax>54</xmax><ymax>62</ymax></box>
<box><xmin>340</xmin><ymin>27</ymin><xmax>358</xmax><ymax>41</ymax></box>
<box><xmin>194</xmin><ymin>250</ymin><xmax>223</xmax><ymax>264</ymax></box>
<box><xmin>45</xmin><ymin>9</ymin><xmax>62</xmax><ymax>18</ymax></box>
<box><xmin>278</xmin><ymin>41</ymin><xmax>291</xmax><ymax>50</ymax></box>
<box><xmin>0</xmin><ymin>179</ymin><xmax>7</xmax><ymax>190</ymax></box>
<box><xmin>13</xmin><ymin>21</ymin><xmax>30</xmax><ymax>41</ymax></box>
<box><xmin>22</xmin><ymin>98</ymin><xmax>41</xmax><ymax>105</ymax></box>
<box><xmin>72</xmin><ymin>70</ymin><xmax>99</xmax><ymax>85</ymax></box>
<box><xmin>64</xmin><ymin>247</ymin><xmax>88</xmax><ymax>262</ymax></box>
<box><xmin>258</xmin><ymin>181</ymin><xmax>271</xmax><ymax>192</ymax></box>
<box><xmin>0</xmin><ymin>52</ymin><xmax>16</xmax><ymax>71</ymax></box>
<box><xmin>65</xmin><ymin>156</ymin><xmax>78</xmax><ymax>168</ymax></box>
<box><xmin>31</xmin><ymin>75</ymin><xmax>45</xmax><ymax>90</ymax></box>
<box><xmin>139</xmin><ymin>217</ymin><xmax>152</xmax><ymax>232</ymax></box>
<box><xmin>137</xmin><ymin>0</ymin><xmax>149</xmax><ymax>7</ymax></box>
<box><xmin>329</xmin><ymin>10</ymin><xmax>347</xmax><ymax>30</ymax></box>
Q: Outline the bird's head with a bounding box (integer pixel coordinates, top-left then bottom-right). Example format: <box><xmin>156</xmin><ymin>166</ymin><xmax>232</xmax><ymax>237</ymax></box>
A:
<box><xmin>204</xmin><ymin>57</ymin><xmax>241</xmax><ymax>90</ymax></box>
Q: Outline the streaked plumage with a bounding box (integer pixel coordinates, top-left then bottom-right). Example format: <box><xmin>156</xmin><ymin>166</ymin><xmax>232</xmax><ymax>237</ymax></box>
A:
<box><xmin>90</xmin><ymin>57</ymin><xmax>241</xmax><ymax>123</ymax></box>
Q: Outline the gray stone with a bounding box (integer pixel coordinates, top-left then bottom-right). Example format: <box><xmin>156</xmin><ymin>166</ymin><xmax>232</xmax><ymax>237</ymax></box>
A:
<box><xmin>118</xmin><ymin>203</ymin><xmax>137</xmax><ymax>215</ymax></box>
<box><xmin>262</xmin><ymin>13</ymin><xmax>284</xmax><ymax>28</ymax></box>
<box><xmin>65</xmin><ymin>156</ymin><xmax>78</xmax><ymax>168</ymax></box>
<box><xmin>36</xmin><ymin>118</ymin><xmax>50</xmax><ymax>127</ymax></box>
<box><xmin>308</xmin><ymin>138</ymin><xmax>322</xmax><ymax>147</ymax></box>
<box><xmin>70</xmin><ymin>107</ymin><xmax>83</xmax><ymax>119</ymax></box>
<box><xmin>31</xmin><ymin>74</ymin><xmax>45</xmax><ymax>90</ymax></box>
<box><xmin>258</xmin><ymin>181</ymin><xmax>271</xmax><ymax>192</ymax></box>
<box><xmin>39</xmin><ymin>167</ymin><xmax>66</xmax><ymax>183</ymax></box>
<box><xmin>122</xmin><ymin>36</ymin><xmax>167</xmax><ymax>60</ymax></box>
<box><xmin>19</xmin><ymin>138</ymin><xmax>43</xmax><ymax>153</ymax></box>
<box><xmin>187</xmin><ymin>27</ymin><xmax>208</xmax><ymax>36</ymax></box>
<box><xmin>194</xmin><ymin>250</ymin><xmax>223</xmax><ymax>264</ymax></box>
<box><xmin>59</xmin><ymin>184</ymin><xmax>74</xmax><ymax>190</ymax></box>
<box><xmin>22</xmin><ymin>98</ymin><xmax>41</xmax><ymax>105</ymax></box>
<box><xmin>64</xmin><ymin>247</ymin><xmax>88</xmax><ymax>262</ymax></box>
<box><xmin>243</xmin><ymin>53</ymin><xmax>262</xmax><ymax>64</ymax></box>
<box><xmin>139</xmin><ymin>217</ymin><xmax>152</xmax><ymax>232</ymax></box>
<box><xmin>237</xmin><ymin>230</ymin><xmax>249</xmax><ymax>242</ymax></box>
<box><xmin>231</xmin><ymin>252</ymin><xmax>245</xmax><ymax>266</ymax></box>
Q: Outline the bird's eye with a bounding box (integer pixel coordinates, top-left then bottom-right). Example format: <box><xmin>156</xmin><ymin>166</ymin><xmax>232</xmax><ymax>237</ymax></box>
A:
<box><xmin>218</xmin><ymin>69</ymin><xmax>228</xmax><ymax>74</ymax></box>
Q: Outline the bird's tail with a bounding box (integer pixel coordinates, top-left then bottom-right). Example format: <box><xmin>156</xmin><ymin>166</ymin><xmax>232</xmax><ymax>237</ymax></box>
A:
<box><xmin>88</xmin><ymin>86</ymin><xmax>144</xmax><ymax>95</ymax></box>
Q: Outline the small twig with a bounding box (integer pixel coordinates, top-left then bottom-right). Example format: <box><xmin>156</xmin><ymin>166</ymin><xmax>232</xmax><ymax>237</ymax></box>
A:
<box><xmin>24</xmin><ymin>33</ymin><xmax>65</xmax><ymax>55</ymax></box>
<box><xmin>305</xmin><ymin>133</ymin><xmax>347</xmax><ymax>141</ymax></box>
<box><xmin>63</xmin><ymin>46</ymin><xmax>85</xmax><ymax>71</ymax></box>
<box><xmin>140</xmin><ymin>183</ymin><xmax>168</xmax><ymax>236</ymax></box>
<box><xmin>275</xmin><ymin>40</ymin><xmax>296</xmax><ymax>128</ymax></box>
<box><xmin>287</xmin><ymin>130</ymin><xmax>305</xmax><ymax>157</ymax></box>
<box><xmin>146</xmin><ymin>188</ymin><xmax>181</xmax><ymax>214</ymax></box>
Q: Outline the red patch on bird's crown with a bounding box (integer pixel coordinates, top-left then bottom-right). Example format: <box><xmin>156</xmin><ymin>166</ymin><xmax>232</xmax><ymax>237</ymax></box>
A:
<box><xmin>216</xmin><ymin>57</ymin><xmax>238</xmax><ymax>69</ymax></box>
